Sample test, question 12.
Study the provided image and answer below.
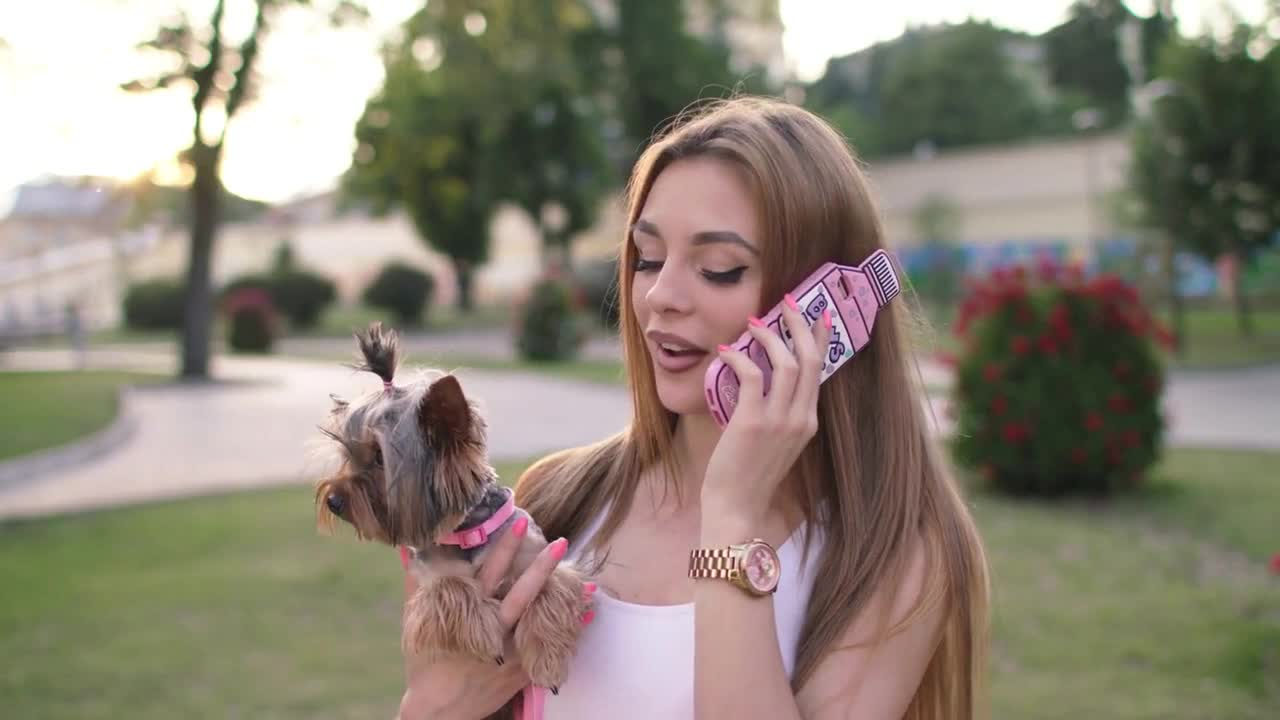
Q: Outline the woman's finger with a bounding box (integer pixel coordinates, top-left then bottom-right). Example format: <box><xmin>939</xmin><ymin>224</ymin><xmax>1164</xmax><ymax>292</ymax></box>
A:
<box><xmin>779</xmin><ymin>294</ymin><xmax>821</xmax><ymax>397</ymax></box>
<box><xmin>797</xmin><ymin>308</ymin><xmax>832</xmax><ymax>417</ymax></box>
<box><xmin>744</xmin><ymin>316</ymin><xmax>798</xmax><ymax>413</ymax></box>
<box><xmin>716</xmin><ymin>342</ymin><xmax>765</xmax><ymax>418</ymax></box>
<box><xmin>477</xmin><ymin>515</ymin><xmax>529</xmax><ymax>596</ymax></box>
<box><xmin>498</xmin><ymin>536</ymin><xmax>569</xmax><ymax>630</ymax></box>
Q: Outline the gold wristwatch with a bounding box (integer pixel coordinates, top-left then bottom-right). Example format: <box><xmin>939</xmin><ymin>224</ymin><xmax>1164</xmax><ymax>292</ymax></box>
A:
<box><xmin>688</xmin><ymin>538</ymin><xmax>781</xmax><ymax>596</ymax></box>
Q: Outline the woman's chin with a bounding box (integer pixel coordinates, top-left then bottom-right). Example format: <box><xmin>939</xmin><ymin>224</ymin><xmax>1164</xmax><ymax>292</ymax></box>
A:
<box><xmin>654</xmin><ymin>373</ymin><xmax>711</xmax><ymax>417</ymax></box>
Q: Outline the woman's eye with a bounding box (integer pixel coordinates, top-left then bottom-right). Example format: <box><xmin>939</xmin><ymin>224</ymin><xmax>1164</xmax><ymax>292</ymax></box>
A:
<box><xmin>634</xmin><ymin>257</ymin><xmax>663</xmax><ymax>273</ymax></box>
<box><xmin>701</xmin><ymin>266</ymin><xmax>748</xmax><ymax>285</ymax></box>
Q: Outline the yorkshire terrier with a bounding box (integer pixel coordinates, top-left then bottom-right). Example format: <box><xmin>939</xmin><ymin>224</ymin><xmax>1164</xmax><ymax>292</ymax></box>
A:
<box><xmin>313</xmin><ymin>322</ymin><xmax>592</xmax><ymax>715</ymax></box>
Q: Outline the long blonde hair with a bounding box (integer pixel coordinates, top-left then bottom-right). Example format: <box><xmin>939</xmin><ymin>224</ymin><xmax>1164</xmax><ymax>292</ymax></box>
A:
<box><xmin>515</xmin><ymin>96</ymin><xmax>990</xmax><ymax>719</ymax></box>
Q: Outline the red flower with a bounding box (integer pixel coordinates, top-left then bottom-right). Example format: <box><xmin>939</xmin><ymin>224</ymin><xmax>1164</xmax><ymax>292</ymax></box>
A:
<box><xmin>1037</xmin><ymin>335</ymin><xmax>1058</xmax><ymax>355</ymax></box>
<box><xmin>1001</xmin><ymin>422</ymin><xmax>1030</xmax><ymax>443</ymax></box>
<box><xmin>1122</xmin><ymin>430</ymin><xmax>1139</xmax><ymax>448</ymax></box>
<box><xmin>1109</xmin><ymin>393</ymin><xmax>1130</xmax><ymax>413</ymax></box>
<box><xmin>1153</xmin><ymin>323</ymin><xmax>1177</xmax><ymax>350</ymax></box>
<box><xmin>1113</xmin><ymin>360</ymin><xmax>1130</xmax><ymax>378</ymax></box>
<box><xmin>1269</xmin><ymin>553</ymin><xmax>1280</xmax><ymax>575</ymax></box>
<box><xmin>1085</xmin><ymin>412</ymin><xmax>1104</xmax><ymax>432</ymax></box>
<box><xmin>991</xmin><ymin>396</ymin><xmax>1008</xmax><ymax>415</ymax></box>
<box><xmin>936</xmin><ymin>352</ymin><xmax>958</xmax><ymax>368</ymax></box>
<box><xmin>1011</xmin><ymin>336</ymin><xmax>1030</xmax><ymax>355</ymax></box>
<box><xmin>1071</xmin><ymin>447</ymin><xmax>1087</xmax><ymax>464</ymax></box>
<box><xmin>983</xmin><ymin>363</ymin><xmax>1002</xmax><ymax>382</ymax></box>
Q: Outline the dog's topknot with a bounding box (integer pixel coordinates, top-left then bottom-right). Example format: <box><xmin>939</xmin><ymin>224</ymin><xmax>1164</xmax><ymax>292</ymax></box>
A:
<box><xmin>353</xmin><ymin>321</ymin><xmax>400</xmax><ymax>383</ymax></box>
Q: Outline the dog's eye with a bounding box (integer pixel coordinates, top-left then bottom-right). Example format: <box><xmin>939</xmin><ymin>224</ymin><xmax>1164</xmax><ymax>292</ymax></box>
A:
<box><xmin>326</xmin><ymin>493</ymin><xmax>346</xmax><ymax>516</ymax></box>
<box><xmin>373</xmin><ymin>446</ymin><xmax>384</xmax><ymax>467</ymax></box>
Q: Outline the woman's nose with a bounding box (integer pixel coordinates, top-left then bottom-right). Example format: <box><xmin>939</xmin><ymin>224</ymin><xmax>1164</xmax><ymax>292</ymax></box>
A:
<box><xmin>644</xmin><ymin>263</ymin><xmax>694</xmax><ymax>315</ymax></box>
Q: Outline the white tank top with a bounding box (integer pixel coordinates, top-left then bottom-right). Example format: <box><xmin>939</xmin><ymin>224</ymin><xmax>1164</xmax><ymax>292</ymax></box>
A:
<box><xmin>542</xmin><ymin>508</ymin><xmax>826</xmax><ymax>719</ymax></box>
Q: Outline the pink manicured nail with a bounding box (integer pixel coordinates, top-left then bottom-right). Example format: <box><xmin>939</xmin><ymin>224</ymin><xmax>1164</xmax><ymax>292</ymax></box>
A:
<box><xmin>513</xmin><ymin>517</ymin><xmax>529</xmax><ymax>536</ymax></box>
<box><xmin>748</xmin><ymin>316</ymin><xmax>764</xmax><ymax>328</ymax></box>
<box><xmin>549</xmin><ymin>537</ymin><xmax>569</xmax><ymax>560</ymax></box>
<box><xmin>582</xmin><ymin>610</ymin><xmax>595</xmax><ymax>625</ymax></box>
<box><xmin>784</xmin><ymin>293</ymin><xmax>798</xmax><ymax>311</ymax></box>
<box><xmin>718</xmin><ymin>344</ymin><xmax>730</xmax><ymax>352</ymax></box>
<box><xmin>583</xmin><ymin>581</ymin><xmax>597</xmax><ymax>594</ymax></box>
<box><xmin>822</xmin><ymin>309</ymin><xmax>831</xmax><ymax>329</ymax></box>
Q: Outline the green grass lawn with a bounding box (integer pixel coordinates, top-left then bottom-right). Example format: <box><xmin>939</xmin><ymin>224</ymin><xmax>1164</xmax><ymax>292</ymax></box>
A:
<box><xmin>0</xmin><ymin>371</ymin><xmax>164</xmax><ymax>462</ymax></box>
<box><xmin>1</xmin><ymin>450</ymin><xmax>1276</xmax><ymax>718</ymax></box>
<box><xmin>1155</xmin><ymin>306</ymin><xmax>1280</xmax><ymax>369</ymax></box>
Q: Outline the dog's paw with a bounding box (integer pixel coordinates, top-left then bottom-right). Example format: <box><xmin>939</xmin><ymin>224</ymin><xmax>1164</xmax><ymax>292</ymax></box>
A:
<box><xmin>512</xmin><ymin>566</ymin><xmax>589</xmax><ymax>689</ymax></box>
<box><xmin>403</xmin><ymin>575</ymin><xmax>505</xmax><ymax>662</ymax></box>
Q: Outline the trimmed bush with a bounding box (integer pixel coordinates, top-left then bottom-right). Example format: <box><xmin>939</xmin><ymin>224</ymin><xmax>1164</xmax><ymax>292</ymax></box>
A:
<box><xmin>122</xmin><ymin>279</ymin><xmax>185</xmax><ymax>331</ymax></box>
<box><xmin>362</xmin><ymin>262</ymin><xmax>435</xmax><ymax>325</ymax></box>
<box><xmin>222</xmin><ymin>288</ymin><xmax>278</xmax><ymax>354</ymax></box>
<box><xmin>516</xmin><ymin>274</ymin><xmax>587</xmax><ymax>362</ymax></box>
<box><xmin>220</xmin><ymin>269</ymin><xmax>336</xmax><ymax>331</ymax></box>
<box><xmin>949</xmin><ymin>258</ymin><xmax>1174</xmax><ymax>496</ymax></box>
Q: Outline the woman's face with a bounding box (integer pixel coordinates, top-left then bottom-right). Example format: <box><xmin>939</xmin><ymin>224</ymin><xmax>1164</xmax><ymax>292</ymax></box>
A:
<box><xmin>630</xmin><ymin>156</ymin><xmax>764</xmax><ymax>417</ymax></box>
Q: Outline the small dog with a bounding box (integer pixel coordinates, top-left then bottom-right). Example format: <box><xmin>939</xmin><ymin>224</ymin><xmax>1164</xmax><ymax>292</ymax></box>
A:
<box><xmin>313</xmin><ymin>322</ymin><xmax>591</xmax><ymax>714</ymax></box>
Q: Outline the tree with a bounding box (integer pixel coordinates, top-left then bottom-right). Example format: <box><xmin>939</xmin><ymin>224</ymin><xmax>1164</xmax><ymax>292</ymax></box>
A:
<box><xmin>877</xmin><ymin>22</ymin><xmax>1047</xmax><ymax>155</ymax></box>
<box><xmin>344</xmin><ymin>0</ymin><xmax>610</xmax><ymax>308</ymax></box>
<box><xmin>612</xmin><ymin>0</ymin><xmax>764</xmax><ymax>160</ymax></box>
<box><xmin>124</xmin><ymin>0</ymin><xmax>365</xmax><ymax>379</ymax></box>
<box><xmin>1129</xmin><ymin>25</ymin><xmax>1280</xmax><ymax>338</ymax></box>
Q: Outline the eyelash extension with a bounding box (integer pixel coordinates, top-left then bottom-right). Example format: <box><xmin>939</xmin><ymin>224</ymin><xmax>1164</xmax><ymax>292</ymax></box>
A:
<box><xmin>702</xmin><ymin>267</ymin><xmax>747</xmax><ymax>284</ymax></box>
<box><xmin>633</xmin><ymin>258</ymin><xmax>747</xmax><ymax>285</ymax></box>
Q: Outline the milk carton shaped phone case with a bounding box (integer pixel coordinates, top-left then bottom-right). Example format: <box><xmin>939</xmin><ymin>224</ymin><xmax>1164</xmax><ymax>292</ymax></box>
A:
<box><xmin>704</xmin><ymin>249</ymin><xmax>901</xmax><ymax>428</ymax></box>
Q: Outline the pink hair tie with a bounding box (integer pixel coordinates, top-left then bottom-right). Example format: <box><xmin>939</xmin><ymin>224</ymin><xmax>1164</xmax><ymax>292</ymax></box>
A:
<box><xmin>383</xmin><ymin>380</ymin><xmax>394</xmax><ymax>393</ymax></box>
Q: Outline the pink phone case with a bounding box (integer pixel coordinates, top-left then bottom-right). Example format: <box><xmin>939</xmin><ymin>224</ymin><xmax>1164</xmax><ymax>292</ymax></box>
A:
<box><xmin>703</xmin><ymin>249</ymin><xmax>901</xmax><ymax>427</ymax></box>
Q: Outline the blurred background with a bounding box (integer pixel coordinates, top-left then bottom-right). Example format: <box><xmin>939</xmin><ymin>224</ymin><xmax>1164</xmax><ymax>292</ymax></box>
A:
<box><xmin>0</xmin><ymin>1</ymin><xmax>1277</xmax><ymax>718</ymax></box>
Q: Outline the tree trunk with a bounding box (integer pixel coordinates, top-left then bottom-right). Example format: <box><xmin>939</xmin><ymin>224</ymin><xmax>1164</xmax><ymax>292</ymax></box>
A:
<box><xmin>180</xmin><ymin>144</ymin><xmax>222</xmax><ymax>379</ymax></box>
<box><xmin>1229</xmin><ymin>249</ymin><xmax>1255</xmax><ymax>338</ymax></box>
<box><xmin>453</xmin><ymin>257</ymin><xmax>474</xmax><ymax>313</ymax></box>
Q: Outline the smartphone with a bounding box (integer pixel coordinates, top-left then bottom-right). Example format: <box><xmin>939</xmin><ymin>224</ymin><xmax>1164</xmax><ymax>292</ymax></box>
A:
<box><xmin>703</xmin><ymin>249</ymin><xmax>901</xmax><ymax>427</ymax></box>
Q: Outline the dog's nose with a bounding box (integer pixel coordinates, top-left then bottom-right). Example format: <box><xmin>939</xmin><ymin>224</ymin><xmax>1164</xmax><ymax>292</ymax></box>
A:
<box><xmin>326</xmin><ymin>493</ymin><xmax>346</xmax><ymax>516</ymax></box>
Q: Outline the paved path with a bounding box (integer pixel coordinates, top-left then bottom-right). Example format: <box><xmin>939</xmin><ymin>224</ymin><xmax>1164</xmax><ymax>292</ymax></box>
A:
<box><xmin>1</xmin><ymin>335</ymin><xmax>1277</xmax><ymax>522</ymax></box>
<box><xmin>0</xmin><ymin>348</ymin><xmax>632</xmax><ymax>521</ymax></box>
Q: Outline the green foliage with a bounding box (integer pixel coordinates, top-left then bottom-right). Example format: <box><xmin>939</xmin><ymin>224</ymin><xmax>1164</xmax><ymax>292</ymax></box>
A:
<box><xmin>878</xmin><ymin>22</ymin><xmax>1049</xmax><ymax>153</ymax></box>
<box><xmin>361</xmin><ymin>262</ymin><xmax>435</xmax><ymax>326</ymax></box>
<box><xmin>1129</xmin><ymin>25</ymin><xmax>1280</xmax><ymax>335</ymax></box>
<box><xmin>516</xmin><ymin>273</ymin><xmax>587</xmax><ymax>362</ymax></box>
<box><xmin>949</xmin><ymin>261</ymin><xmax>1174</xmax><ymax>496</ymax></box>
<box><xmin>122</xmin><ymin>278</ymin><xmax>185</xmax><ymax>331</ymax></box>
<box><xmin>222</xmin><ymin>289</ymin><xmax>277</xmax><ymax>354</ymax></box>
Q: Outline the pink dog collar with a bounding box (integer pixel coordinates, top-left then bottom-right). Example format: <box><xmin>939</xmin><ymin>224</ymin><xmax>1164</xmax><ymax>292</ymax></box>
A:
<box><xmin>436</xmin><ymin>493</ymin><xmax>516</xmax><ymax>549</ymax></box>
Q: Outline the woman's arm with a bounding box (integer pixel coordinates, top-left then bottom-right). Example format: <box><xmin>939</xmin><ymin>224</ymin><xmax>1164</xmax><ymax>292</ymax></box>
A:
<box><xmin>695</xmin><ymin>526</ymin><xmax>941</xmax><ymax>720</ymax></box>
<box><xmin>694</xmin><ymin>511</ymin><xmax>804</xmax><ymax>720</ymax></box>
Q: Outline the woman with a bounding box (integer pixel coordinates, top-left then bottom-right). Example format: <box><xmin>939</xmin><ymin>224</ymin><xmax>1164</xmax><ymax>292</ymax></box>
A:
<box><xmin>397</xmin><ymin>96</ymin><xmax>990</xmax><ymax>720</ymax></box>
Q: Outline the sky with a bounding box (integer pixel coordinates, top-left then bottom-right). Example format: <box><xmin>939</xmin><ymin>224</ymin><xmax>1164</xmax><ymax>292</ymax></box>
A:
<box><xmin>0</xmin><ymin>0</ymin><xmax>1272</xmax><ymax>214</ymax></box>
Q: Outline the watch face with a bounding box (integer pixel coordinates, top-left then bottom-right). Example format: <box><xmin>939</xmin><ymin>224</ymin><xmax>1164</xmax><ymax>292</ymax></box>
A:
<box><xmin>743</xmin><ymin>542</ymin><xmax>780</xmax><ymax>593</ymax></box>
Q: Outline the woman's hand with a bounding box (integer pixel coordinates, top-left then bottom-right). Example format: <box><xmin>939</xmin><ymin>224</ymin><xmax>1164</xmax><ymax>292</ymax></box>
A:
<box><xmin>703</xmin><ymin>294</ymin><xmax>831</xmax><ymax>526</ymax></box>
<box><xmin>396</xmin><ymin>521</ymin><xmax>574</xmax><ymax>720</ymax></box>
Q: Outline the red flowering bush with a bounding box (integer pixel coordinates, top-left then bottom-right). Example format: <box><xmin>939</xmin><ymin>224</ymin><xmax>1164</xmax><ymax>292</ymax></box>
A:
<box><xmin>222</xmin><ymin>288</ymin><xmax>279</xmax><ymax>354</ymax></box>
<box><xmin>950</xmin><ymin>258</ymin><xmax>1174</xmax><ymax>496</ymax></box>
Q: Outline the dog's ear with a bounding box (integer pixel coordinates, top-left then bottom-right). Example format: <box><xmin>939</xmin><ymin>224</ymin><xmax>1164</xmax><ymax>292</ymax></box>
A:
<box><xmin>418</xmin><ymin>374</ymin><xmax>471</xmax><ymax>446</ymax></box>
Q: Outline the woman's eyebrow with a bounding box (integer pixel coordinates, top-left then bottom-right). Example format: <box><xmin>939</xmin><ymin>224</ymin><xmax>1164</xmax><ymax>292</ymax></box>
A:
<box><xmin>631</xmin><ymin>219</ymin><xmax>759</xmax><ymax>256</ymax></box>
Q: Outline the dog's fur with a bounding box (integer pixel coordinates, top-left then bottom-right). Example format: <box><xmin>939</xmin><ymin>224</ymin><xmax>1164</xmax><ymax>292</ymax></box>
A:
<box><xmin>314</xmin><ymin>322</ymin><xmax>590</xmax><ymax>705</ymax></box>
